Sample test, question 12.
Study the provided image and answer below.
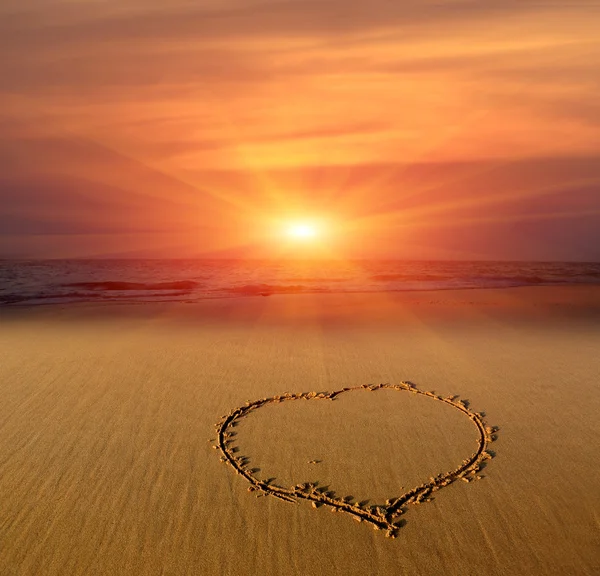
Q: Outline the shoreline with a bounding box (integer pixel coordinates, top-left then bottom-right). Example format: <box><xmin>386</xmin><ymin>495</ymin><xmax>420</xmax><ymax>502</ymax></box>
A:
<box><xmin>2</xmin><ymin>285</ymin><xmax>599</xmax><ymax>325</ymax></box>
<box><xmin>3</xmin><ymin>281</ymin><xmax>600</xmax><ymax>303</ymax></box>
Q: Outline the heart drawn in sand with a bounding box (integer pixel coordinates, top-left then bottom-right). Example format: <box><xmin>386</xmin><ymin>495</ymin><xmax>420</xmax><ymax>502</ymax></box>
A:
<box><xmin>213</xmin><ymin>382</ymin><xmax>497</xmax><ymax>539</ymax></box>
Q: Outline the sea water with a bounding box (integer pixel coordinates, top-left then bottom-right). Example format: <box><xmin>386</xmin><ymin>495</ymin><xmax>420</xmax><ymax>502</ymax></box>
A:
<box><xmin>1</xmin><ymin>260</ymin><xmax>599</xmax><ymax>305</ymax></box>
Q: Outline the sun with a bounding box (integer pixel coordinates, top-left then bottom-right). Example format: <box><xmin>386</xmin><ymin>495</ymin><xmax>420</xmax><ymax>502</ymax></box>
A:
<box><xmin>263</xmin><ymin>215</ymin><xmax>339</xmax><ymax>257</ymax></box>
<box><xmin>285</xmin><ymin>222</ymin><xmax>318</xmax><ymax>240</ymax></box>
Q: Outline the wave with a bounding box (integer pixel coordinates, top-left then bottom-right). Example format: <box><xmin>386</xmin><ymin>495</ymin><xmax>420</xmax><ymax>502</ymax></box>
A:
<box><xmin>477</xmin><ymin>275</ymin><xmax>547</xmax><ymax>285</ymax></box>
<box><xmin>61</xmin><ymin>280</ymin><xmax>199</xmax><ymax>291</ymax></box>
<box><xmin>283</xmin><ymin>277</ymin><xmax>348</xmax><ymax>283</ymax></box>
<box><xmin>0</xmin><ymin>291</ymin><xmax>106</xmax><ymax>305</ymax></box>
<box><xmin>0</xmin><ymin>290</ymin><xmax>197</xmax><ymax>305</ymax></box>
<box><xmin>371</xmin><ymin>273</ymin><xmax>448</xmax><ymax>282</ymax></box>
<box><xmin>226</xmin><ymin>284</ymin><xmax>308</xmax><ymax>296</ymax></box>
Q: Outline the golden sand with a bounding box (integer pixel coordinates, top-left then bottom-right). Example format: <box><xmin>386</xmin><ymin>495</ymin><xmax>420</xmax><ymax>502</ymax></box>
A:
<box><xmin>0</xmin><ymin>286</ymin><xmax>599</xmax><ymax>575</ymax></box>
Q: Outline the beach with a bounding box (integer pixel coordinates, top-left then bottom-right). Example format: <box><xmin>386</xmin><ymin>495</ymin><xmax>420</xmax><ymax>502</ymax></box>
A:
<box><xmin>1</xmin><ymin>286</ymin><xmax>599</xmax><ymax>575</ymax></box>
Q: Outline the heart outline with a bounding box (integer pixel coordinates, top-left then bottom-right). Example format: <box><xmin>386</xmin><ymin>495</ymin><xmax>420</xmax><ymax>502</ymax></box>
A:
<box><xmin>214</xmin><ymin>382</ymin><xmax>496</xmax><ymax>538</ymax></box>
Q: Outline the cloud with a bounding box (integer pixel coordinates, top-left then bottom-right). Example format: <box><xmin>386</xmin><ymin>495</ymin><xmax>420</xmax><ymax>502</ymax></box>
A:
<box><xmin>1</xmin><ymin>0</ymin><xmax>599</xmax><ymax>258</ymax></box>
<box><xmin>0</xmin><ymin>1</ymin><xmax>550</xmax><ymax>48</ymax></box>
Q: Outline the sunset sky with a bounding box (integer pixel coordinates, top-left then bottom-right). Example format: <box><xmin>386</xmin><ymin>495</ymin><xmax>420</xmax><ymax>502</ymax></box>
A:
<box><xmin>1</xmin><ymin>0</ymin><xmax>599</xmax><ymax>260</ymax></box>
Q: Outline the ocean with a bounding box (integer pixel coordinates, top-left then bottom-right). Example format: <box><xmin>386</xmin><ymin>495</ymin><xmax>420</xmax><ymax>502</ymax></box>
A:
<box><xmin>1</xmin><ymin>260</ymin><xmax>599</xmax><ymax>306</ymax></box>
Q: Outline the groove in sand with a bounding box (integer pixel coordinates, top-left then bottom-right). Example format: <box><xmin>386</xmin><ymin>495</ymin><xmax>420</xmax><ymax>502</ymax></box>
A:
<box><xmin>215</xmin><ymin>382</ymin><xmax>497</xmax><ymax>539</ymax></box>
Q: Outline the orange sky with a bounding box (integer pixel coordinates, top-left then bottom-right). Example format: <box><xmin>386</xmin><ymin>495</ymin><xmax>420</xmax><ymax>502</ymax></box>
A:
<box><xmin>1</xmin><ymin>0</ymin><xmax>599</xmax><ymax>259</ymax></box>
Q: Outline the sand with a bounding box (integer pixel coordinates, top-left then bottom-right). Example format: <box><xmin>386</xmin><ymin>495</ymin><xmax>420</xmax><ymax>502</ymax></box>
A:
<box><xmin>0</xmin><ymin>286</ymin><xmax>599</xmax><ymax>575</ymax></box>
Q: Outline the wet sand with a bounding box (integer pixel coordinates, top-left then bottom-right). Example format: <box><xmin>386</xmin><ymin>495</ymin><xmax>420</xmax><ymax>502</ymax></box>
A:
<box><xmin>0</xmin><ymin>286</ymin><xmax>599</xmax><ymax>575</ymax></box>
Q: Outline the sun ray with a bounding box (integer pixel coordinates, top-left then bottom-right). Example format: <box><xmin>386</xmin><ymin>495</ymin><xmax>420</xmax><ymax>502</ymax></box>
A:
<box><xmin>399</xmin><ymin>207</ymin><xmax>600</xmax><ymax>231</ymax></box>
<box><xmin>348</xmin><ymin>176</ymin><xmax>600</xmax><ymax>230</ymax></box>
<box><xmin>3</xmin><ymin>90</ymin><xmax>278</xmax><ymax>219</ymax></box>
